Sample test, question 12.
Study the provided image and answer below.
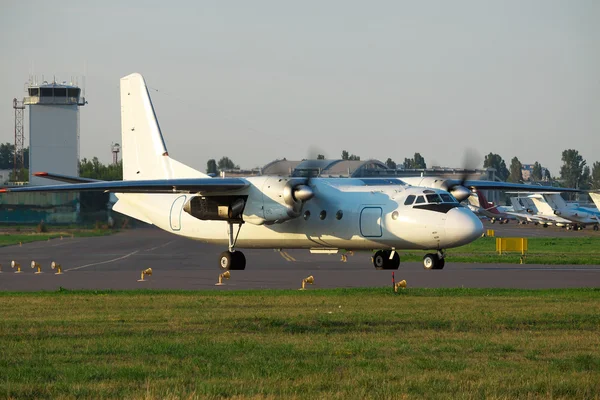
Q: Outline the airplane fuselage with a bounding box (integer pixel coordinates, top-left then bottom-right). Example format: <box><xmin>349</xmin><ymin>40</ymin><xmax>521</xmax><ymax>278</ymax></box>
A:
<box><xmin>116</xmin><ymin>177</ymin><xmax>483</xmax><ymax>251</ymax></box>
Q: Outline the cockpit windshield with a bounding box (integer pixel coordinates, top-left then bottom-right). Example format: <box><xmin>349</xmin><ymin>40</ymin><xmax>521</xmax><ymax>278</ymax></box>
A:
<box><xmin>405</xmin><ymin>192</ymin><xmax>458</xmax><ymax>206</ymax></box>
<box><xmin>426</xmin><ymin>194</ymin><xmax>442</xmax><ymax>204</ymax></box>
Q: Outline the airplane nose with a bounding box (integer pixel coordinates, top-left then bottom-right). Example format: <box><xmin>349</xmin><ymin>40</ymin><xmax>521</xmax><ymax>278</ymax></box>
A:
<box><xmin>444</xmin><ymin>207</ymin><xmax>484</xmax><ymax>247</ymax></box>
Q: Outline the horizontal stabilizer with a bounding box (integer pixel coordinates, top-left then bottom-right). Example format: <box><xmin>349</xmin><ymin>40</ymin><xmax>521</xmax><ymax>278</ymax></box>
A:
<box><xmin>33</xmin><ymin>172</ymin><xmax>101</xmax><ymax>184</ymax></box>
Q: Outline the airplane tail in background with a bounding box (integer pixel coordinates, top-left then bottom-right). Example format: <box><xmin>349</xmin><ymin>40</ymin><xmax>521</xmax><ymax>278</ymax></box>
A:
<box><xmin>475</xmin><ymin>190</ymin><xmax>499</xmax><ymax>214</ymax></box>
<box><xmin>529</xmin><ymin>195</ymin><xmax>555</xmax><ymax>215</ymax></box>
<box><xmin>510</xmin><ymin>197</ymin><xmax>524</xmax><ymax>212</ymax></box>
<box><xmin>120</xmin><ymin>73</ymin><xmax>207</xmax><ymax>180</ymax></box>
<box><xmin>589</xmin><ymin>192</ymin><xmax>600</xmax><ymax>210</ymax></box>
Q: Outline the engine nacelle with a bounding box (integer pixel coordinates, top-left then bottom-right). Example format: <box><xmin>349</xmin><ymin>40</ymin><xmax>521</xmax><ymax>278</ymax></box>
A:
<box><xmin>235</xmin><ymin>176</ymin><xmax>315</xmax><ymax>225</ymax></box>
<box><xmin>183</xmin><ymin>195</ymin><xmax>247</xmax><ymax>221</ymax></box>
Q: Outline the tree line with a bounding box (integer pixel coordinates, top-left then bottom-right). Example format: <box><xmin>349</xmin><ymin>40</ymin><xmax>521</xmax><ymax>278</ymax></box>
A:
<box><xmin>204</xmin><ymin>149</ymin><xmax>600</xmax><ymax>190</ymax></box>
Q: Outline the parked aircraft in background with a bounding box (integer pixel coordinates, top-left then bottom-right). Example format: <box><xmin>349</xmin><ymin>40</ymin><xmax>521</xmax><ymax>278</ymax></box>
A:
<box><xmin>528</xmin><ymin>193</ymin><xmax>599</xmax><ymax>231</ymax></box>
<box><xmin>466</xmin><ymin>190</ymin><xmax>514</xmax><ymax>224</ymax></box>
<box><xmin>509</xmin><ymin>196</ymin><xmax>570</xmax><ymax>227</ymax></box>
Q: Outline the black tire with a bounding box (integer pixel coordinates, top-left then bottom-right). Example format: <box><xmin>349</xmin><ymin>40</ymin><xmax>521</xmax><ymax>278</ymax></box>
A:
<box><xmin>594</xmin><ymin>225</ymin><xmax>599</xmax><ymax>232</ymax></box>
<box><xmin>373</xmin><ymin>251</ymin><xmax>386</xmax><ymax>270</ymax></box>
<box><xmin>423</xmin><ymin>253</ymin><xmax>437</xmax><ymax>270</ymax></box>
<box><xmin>230</xmin><ymin>251</ymin><xmax>246</xmax><ymax>270</ymax></box>
<box><xmin>437</xmin><ymin>257</ymin><xmax>445</xmax><ymax>270</ymax></box>
<box><xmin>388</xmin><ymin>252</ymin><xmax>400</xmax><ymax>270</ymax></box>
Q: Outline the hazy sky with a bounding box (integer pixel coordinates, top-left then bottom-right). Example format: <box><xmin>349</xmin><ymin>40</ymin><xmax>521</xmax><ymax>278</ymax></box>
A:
<box><xmin>1</xmin><ymin>0</ymin><xmax>598</xmax><ymax>175</ymax></box>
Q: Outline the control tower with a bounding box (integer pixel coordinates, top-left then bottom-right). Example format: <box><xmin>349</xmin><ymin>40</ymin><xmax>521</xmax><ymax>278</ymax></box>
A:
<box><xmin>24</xmin><ymin>80</ymin><xmax>86</xmax><ymax>185</ymax></box>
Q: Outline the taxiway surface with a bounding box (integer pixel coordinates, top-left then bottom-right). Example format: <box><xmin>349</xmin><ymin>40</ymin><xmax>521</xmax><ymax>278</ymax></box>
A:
<box><xmin>0</xmin><ymin>224</ymin><xmax>599</xmax><ymax>291</ymax></box>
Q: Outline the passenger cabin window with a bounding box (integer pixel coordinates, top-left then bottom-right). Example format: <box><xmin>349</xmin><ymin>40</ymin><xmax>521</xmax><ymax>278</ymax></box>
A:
<box><xmin>415</xmin><ymin>196</ymin><xmax>425</xmax><ymax>204</ymax></box>
<box><xmin>404</xmin><ymin>195</ymin><xmax>416</xmax><ymax>205</ymax></box>
<box><xmin>426</xmin><ymin>194</ymin><xmax>442</xmax><ymax>204</ymax></box>
<box><xmin>440</xmin><ymin>194</ymin><xmax>453</xmax><ymax>203</ymax></box>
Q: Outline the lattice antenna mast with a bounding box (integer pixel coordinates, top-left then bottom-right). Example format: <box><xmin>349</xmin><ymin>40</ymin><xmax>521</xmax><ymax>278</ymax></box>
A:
<box><xmin>13</xmin><ymin>98</ymin><xmax>25</xmax><ymax>180</ymax></box>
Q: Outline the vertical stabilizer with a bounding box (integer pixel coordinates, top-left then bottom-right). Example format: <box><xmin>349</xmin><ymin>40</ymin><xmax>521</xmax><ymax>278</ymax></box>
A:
<box><xmin>542</xmin><ymin>193</ymin><xmax>568</xmax><ymax>211</ymax></box>
<box><xmin>589</xmin><ymin>192</ymin><xmax>600</xmax><ymax>210</ymax></box>
<box><xmin>120</xmin><ymin>73</ymin><xmax>207</xmax><ymax>180</ymax></box>
<box><xmin>529</xmin><ymin>195</ymin><xmax>555</xmax><ymax>215</ymax></box>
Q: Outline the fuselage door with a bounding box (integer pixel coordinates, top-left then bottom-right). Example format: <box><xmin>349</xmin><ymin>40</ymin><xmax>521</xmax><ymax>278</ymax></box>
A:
<box><xmin>170</xmin><ymin>195</ymin><xmax>187</xmax><ymax>231</ymax></box>
<box><xmin>360</xmin><ymin>207</ymin><xmax>382</xmax><ymax>237</ymax></box>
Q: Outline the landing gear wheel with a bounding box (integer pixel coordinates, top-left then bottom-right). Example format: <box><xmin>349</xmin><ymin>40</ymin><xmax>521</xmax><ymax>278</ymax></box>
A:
<box><xmin>219</xmin><ymin>251</ymin><xmax>233</xmax><ymax>270</ymax></box>
<box><xmin>423</xmin><ymin>253</ymin><xmax>437</xmax><ymax>270</ymax></box>
<box><xmin>373</xmin><ymin>251</ymin><xmax>386</xmax><ymax>270</ymax></box>
<box><xmin>423</xmin><ymin>253</ymin><xmax>445</xmax><ymax>270</ymax></box>
<box><xmin>219</xmin><ymin>251</ymin><xmax>246</xmax><ymax>271</ymax></box>
<box><xmin>594</xmin><ymin>225</ymin><xmax>599</xmax><ymax>232</ymax></box>
<box><xmin>438</xmin><ymin>258</ymin><xmax>445</xmax><ymax>269</ymax></box>
<box><xmin>372</xmin><ymin>250</ymin><xmax>400</xmax><ymax>270</ymax></box>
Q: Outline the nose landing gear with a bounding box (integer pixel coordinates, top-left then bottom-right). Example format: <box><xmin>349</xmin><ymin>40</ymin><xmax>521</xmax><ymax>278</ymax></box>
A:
<box><xmin>423</xmin><ymin>251</ymin><xmax>445</xmax><ymax>270</ymax></box>
<box><xmin>372</xmin><ymin>250</ymin><xmax>400</xmax><ymax>270</ymax></box>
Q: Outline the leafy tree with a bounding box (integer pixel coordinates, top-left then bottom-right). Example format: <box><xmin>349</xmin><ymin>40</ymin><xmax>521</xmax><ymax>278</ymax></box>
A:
<box><xmin>217</xmin><ymin>157</ymin><xmax>238</xmax><ymax>171</ymax></box>
<box><xmin>559</xmin><ymin>149</ymin><xmax>586</xmax><ymax>189</ymax></box>
<box><xmin>403</xmin><ymin>153</ymin><xmax>426</xmax><ymax>169</ymax></box>
<box><xmin>531</xmin><ymin>162</ymin><xmax>543</xmax><ymax>181</ymax></box>
<box><xmin>0</xmin><ymin>143</ymin><xmax>14</xmax><ymax>169</ymax></box>
<box><xmin>544</xmin><ymin>168</ymin><xmax>552</xmax><ymax>181</ymax></box>
<box><xmin>483</xmin><ymin>153</ymin><xmax>509</xmax><ymax>181</ymax></box>
<box><xmin>9</xmin><ymin>168</ymin><xmax>28</xmax><ymax>182</ymax></box>
<box><xmin>580</xmin><ymin>166</ymin><xmax>591</xmax><ymax>190</ymax></box>
<box><xmin>507</xmin><ymin>157</ymin><xmax>524</xmax><ymax>183</ymax></box>
<box><xmin>341</xmin><ymin>150</ymin><xmax>360</xmax><ymax>161</ymax></box>
<box><xmin>591</xmin><ymin>162</ymin><xmax>600</xmax><ymax>190</ymax></box>
<box><xmin>317</xmin><ymin>154</ymin><xmax>325</xmax><ymax>160</ymax></box>
<box><xmin>385</xmin><ymin>158</ymin><xmax>396</xmax><ymax>169</ymax></box>
<box><xmin>79</xmin><ymin>158</ymin><xmax>123</xmax><ymax>181</ymax></box>
<box><xmin>78</xmin><ymin>158</ymin><xmax>123</xmax><ymax>212</ymax></box>
<box><xmin>206</xmin><ymin>159</ymin><xmax>217</xmax><ymax>174</ymax></box>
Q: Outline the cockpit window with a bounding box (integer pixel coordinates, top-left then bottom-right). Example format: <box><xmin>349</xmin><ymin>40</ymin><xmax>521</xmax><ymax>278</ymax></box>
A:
<box><xmin>440</xmin><ymin>194</ymin><xmax>453</xmax><ymax>203</ymax></box>
<box><xmin>404</xmin><ymin>195</ymin><xmax>416</xmax><ymax>205</ymax></box>
<box><xmin>426</xmin><ymin>194</ymin><xmax>442</xmax><ymax>204</ymax></box>
<box><xmin>414</xmin><ymin>195</ymin><xmax>425</xmax><ymax>204</ymax></box>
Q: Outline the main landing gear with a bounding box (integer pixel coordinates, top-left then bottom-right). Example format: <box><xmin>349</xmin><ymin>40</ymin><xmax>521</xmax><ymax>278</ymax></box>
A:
<box><xmin>423</xmin><ymin>251</ymin><xmax>445</xmax><ymax>270</ymax></box>
<box><xmin>372</xmin><ymin>250</ymin><xmax>400</xmax><ymax>270</ymax></box>
<box><xmin>219</xmin><ymin>222</ymin><xmax>246</xmax><ymax>271</ymax></box>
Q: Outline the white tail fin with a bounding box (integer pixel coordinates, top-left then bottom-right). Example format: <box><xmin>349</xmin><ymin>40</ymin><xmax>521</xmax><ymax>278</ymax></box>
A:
<box><xmin>529</xmin><ymin>195</ymin><xmax>555</xmax><ymax>215</ymax></box>
<box><xmin>589</xmin><ymin>192</ymin><xmax>600</xmax><ymax>210</ymax></box>
<box><xmin>120</xmin><ymin>73</ymin><xmax>208</xmax><ymax>180</ymax></box>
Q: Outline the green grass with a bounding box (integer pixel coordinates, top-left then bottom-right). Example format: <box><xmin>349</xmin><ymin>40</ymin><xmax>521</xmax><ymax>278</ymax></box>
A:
<box><xmin>1</xmin><ymin>289</ymin><xmax>599</xmax><ymax>399</ymax></box>
<box><xmin>401</xmin><ymin>236</ymin><xmax>600</xmax><ymax>264</ymax></box>
<box><xmin>0</xmin><ymin>229</ymin><xmax>114</xmax><ymax>246</ymax></box>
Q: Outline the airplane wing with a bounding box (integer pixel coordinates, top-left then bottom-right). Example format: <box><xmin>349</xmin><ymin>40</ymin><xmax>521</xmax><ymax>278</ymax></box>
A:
<box><xmin>0</xmin><ymin>178</ymin><xmax>249</xmax><ymax>194</ymax></box>
<box><xmin>460</xmin><ymin>180</ymin><xmax>580</xmax><ymax>193</ymax></box>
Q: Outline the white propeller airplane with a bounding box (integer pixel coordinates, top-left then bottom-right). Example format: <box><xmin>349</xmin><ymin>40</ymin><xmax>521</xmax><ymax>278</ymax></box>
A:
<box><xmin>0</xmin><ymin>73</ymin><xmax>578</xmax><ymax>271</ymax></box>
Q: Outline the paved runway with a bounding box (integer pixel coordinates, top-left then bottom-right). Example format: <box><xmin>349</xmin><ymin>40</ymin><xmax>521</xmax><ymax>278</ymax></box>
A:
<box><xmin>0</xmin><ymin>226</ymin><xmax>599</xmax><ymax>291</ymax></box>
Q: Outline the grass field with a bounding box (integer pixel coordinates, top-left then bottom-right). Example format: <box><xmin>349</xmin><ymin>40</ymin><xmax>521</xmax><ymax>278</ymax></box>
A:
<box><xmin>400</xmin><ymin>236</ymin><xmax>600</xmax><ymax>265</ymax></box>
<box><xmin>1</xmin><ymin>289</ymin><xmax>599</xmax><ymax>399</ymax></box>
